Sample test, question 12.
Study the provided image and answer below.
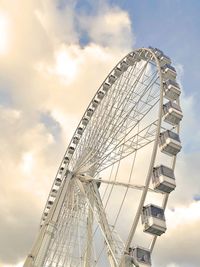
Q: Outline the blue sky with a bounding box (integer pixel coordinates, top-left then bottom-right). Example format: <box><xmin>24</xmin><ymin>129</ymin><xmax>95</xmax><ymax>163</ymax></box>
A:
<box><xmin>78</xmin><ymin>0</ymin><xmax>200</xmax><ymax>99</ymax></box>
<box><xmin>120</xmin><ymin>0</ymin><xmax>200</xmax><ymax>100</ymax></box>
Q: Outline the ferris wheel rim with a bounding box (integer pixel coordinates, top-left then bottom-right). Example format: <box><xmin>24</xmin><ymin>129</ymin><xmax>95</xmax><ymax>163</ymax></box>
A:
<box><xmin>33</xmin><ymin>47</ymin><xmax>182</xmax><ymax>267</ymax></box>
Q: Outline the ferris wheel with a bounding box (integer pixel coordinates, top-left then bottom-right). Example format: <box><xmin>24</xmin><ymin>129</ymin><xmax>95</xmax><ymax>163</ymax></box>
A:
<box><xmin>24</xmin><ymin>47</ymin><xmax>183</xmax><ymax>267</ymax></box>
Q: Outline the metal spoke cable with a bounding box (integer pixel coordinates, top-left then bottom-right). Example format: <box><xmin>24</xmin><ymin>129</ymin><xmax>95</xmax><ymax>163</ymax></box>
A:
<box><xmin>73</xmin><ymin>62</ymin><xmax>145</xmax><ymax>172</ymax></box>
<box><xmin>112</xmin><ymin>123</ymin><xmax>140</xmax><ymax>228</ymax></box>
<box><xmin>73</xmin><ymin>65</ymin><xmax>137</xmax><ymax>171</ymax></box>
<box><xmin>44</xmin><ymin>184</ymin><xmax>73</xmax><ymax>265</ymax></box>
<box><xmin>89</xmin><ymin>69</ymin><xmax>158</xmax><ymax>164</ymax></box>
<box><xmin>75</xmin><ymin>180</ymin><xmax>119</xmax><ymax>267</ymax></box>
<box><xmin>91</xmin><ymin>75</ymin><xmax>159</xmax><ymax>174</ymax></box>
<box><xmin>72</xmin><ymin>65</ymin><xmax>133</xmax><ymax>170</ymax></box>
<box><xmin>75</xmin><ymin>61</ymin><xmax>151</xmax><ymax>174</ymax></box>
<box><xmin>93</xmin><ymin>123</ymin><xmax>140</xmax><ymax>267</ymax></box>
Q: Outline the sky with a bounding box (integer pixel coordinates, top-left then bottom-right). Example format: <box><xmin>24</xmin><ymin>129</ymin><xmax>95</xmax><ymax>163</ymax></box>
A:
<box><xmin>0</xmin><ymin>0</ymin><xmax>200</xmax><ymax>266</ymax></box>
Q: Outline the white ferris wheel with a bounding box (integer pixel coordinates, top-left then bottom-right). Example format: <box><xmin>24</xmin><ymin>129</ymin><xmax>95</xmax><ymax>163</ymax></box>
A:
<box><xmin>24</xmin><ymin>47</ymin><xmax>183</xmax><ymax>267</ymax></box>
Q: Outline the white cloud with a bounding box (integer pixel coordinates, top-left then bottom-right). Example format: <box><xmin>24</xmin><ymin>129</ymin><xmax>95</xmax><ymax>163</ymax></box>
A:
<box><xmin>0</xmin><ymin>0</ymin><xmax>134</xmax><ymax>265</ymax></box>
<box><xmin>80</xmin><ymin>6</ymin><xmax>134</xmax><ymax>49</ymax></box>
<box><xmin>166</xmin><ymin>201</ymin><xmax>200</xmax><ymax>229</ymax></box>
<box><xmin>0</xmin><ymin>10</ymin><xmax>11</xmax><ymax>55</ymax></box>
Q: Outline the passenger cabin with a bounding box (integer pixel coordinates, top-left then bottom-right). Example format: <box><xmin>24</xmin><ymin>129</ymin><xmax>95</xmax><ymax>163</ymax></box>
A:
<box><xmin>48</xmin><ymin>200</ymin><xmax>54</xmax><ymax>206</ymax></box>
<box><xmin>159</xmin><ymin>130</ymin><xmax>182</xmax><ymax>156</ymax></box>
<box><xmin>72</xmin><ymin>137</ymin><xmax>79</xmax><ymax>144</ymax></box>
<box><xmin>162</xmin><ymin>64</ymin><xmax>177</xmax><ymax>80</ymax></box>
<box><xmin>153</xmin><ymin>47</ymin><xmax>163</xmax><ymax>57</ymax></box>
<box><xmin>63</xmin><ymin>156</ymin><xmax>69</xmax><ymax>164</ymax></box>
<box><xmin>87</xmin><ymin>108</ymin><xmax>94</xmax><ymax>117</ymax></box>
<box><xmin>97</xmin><ymin>91</ymin><xmax>104</xmax><ymax>100</ymax></box>
<box><xmin>142</xmin><ymin>204</ymin><xmax>166</xmax><ymax>236</ymax></box>
<box><xmin>163</xmin><ymin>101</ymin><xmax>183</xmax><ymax>126</ymax></box>
<box><xmin>152</xmin><ymin>165</ymin><xmax>176</xmax><ymax>193</ymax></box>
<box><xmin>140</xmin><ymin>50</ymin><xmax>151</xmax><ymax>61</ymax></box>
<box><xmin>108</xmin><ymin>74</ymin><xmax>117</xmax><ymax>84</ymax></box>
<box><xmin>139</xmin><ymin>50</ymin><xmax>147</xmax><ymax>60</ymax></box>
<box><xmin>50</xmin><ymin>189</ymin><xmax>57</xmax><ymax>198</ymax></box>
<box><xmin>126</xmin><ymin>54</ymin><xmax>135</xmax><ymax>65</ymax></box>
<box><xmin>159</xmin><ymin>54</ymin><xmax>171</xmax><ymax>66</ymax></box>
<box><xmin>114</xmin><ymin>67</ymin><xmax>122</xmax><ymax>77</ymax></box>
<box><xmin>82</xmin><ymin>118</ymin><xmax>89</xmax><ymax>126</ymax></box>
<box><xmin>59</xmin><ymin>167</ymin><xmax>64</xmax><ymax>174</ymax></box>
<box><xmin>163</xmin><ymin>79</ymin><xmax>181</xmax><ymax>101</ymax></box>
<box><xmin>120</xmin><ymin>61</ymin><xmax>129</xmax><ymax>71</ymax></box>
<box><xmin>77</xmin><ymin>127</ymin><xmax>83</xmax><ymax>135</ymax></box>
<box><xmin>134</xmin><ymin>52</ymin><xmax>141</xmax><ymax>62</ymax></box>
<box><xmin>92</xmin><ymin>99</ymin><xmax>99</xmax><ymax>108</ymax></box>
<box><xmin>132</xmin><ymin>247</ymin><xmax>151</xmax><ymax>267</ymax></box>
<box><xmin>68</xmin><ymin>146</ymin><xmax>75</xmax><ymax>154</ymax></box>
<box><xmin>103</xmin><ymin>82</ymin><xmax>111</xmax><ymax>92</ymax></box>
<box><xmin>55</xmin><ymin>178</ymin><xmax>62</xmax><ymax>186</ymax></box>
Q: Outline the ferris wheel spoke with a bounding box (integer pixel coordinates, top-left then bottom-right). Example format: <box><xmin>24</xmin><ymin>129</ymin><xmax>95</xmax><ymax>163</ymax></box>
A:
<box><xmin>85</xmin><ymin>62</ymin><xmax>140</xmax><ymax>140</ymax></box>
<box><xmin>43</xmin><ymin>180</ymin><xmax>89</xmax><ymax>266</ymax></box>
<box><xmin>88</xmin><ymin>62</ymin><xmax>151</xmax><ymax>151</ymax></box>
<box><xmin>90</xmin><ymin>182</ymin><xmax>119</xmax><ymax>267</ymax></box>
<box><xmin>73</xmin><ymin>61</ymin><xmax>149</xmax><ymax>168</ymax></box>
<box><xmin>75</xmin><ymin>69</ymin><xmax>158</xmax><ymax>175</ymax></box>
<box><xmin>92</xmin><ymin>74</ymin><xmax>158</xmax><ymax>160</ymax></box>
<box><xmin>75</xmin><ymin>179</ymin><xmax>119</xmax><ymax>267</ymax></box>
<box><xmin>73</xmin><ymin>65</ymin><xmax>137</xmax><ymax>171</ymax></box>
<box><xmin>90</xmin><ymin>178</ymin><xmax>161</xmax><ymax>194</ymax></box>
<box><xmin>86</xmin><ymin>119</ymin><xmax>158</xmax><ymax>174</ymax></box>
<box><xmin>83</xmin><ymin>188</ymin><xmax>94</xmax><ymax>267</ymax></box>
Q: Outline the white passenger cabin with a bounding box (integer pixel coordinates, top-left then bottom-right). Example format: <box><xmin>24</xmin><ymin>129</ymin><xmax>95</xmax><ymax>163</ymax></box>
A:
<box><xmin>152</xmin><ymin>47</ymin><xmax>163</xmax><ymax>57</ymax></box>
<box><xmin>87</xmin><ymin>108</ymin><xmax>94</xmax><ymax>117</ymax></box>
<box><xmin>68</xmin><ymin>146</ymin><xmax>75</xmax><ymax>154</ymax></box>
<box><xmin>163</xmin><ymin>101</ymin><xmax>183</xmax><ymax>126</ymax></box>
<box><xmin>82</xmin><ymin>117</ymin><xmax>89</xmax><ymax>126</ymax></box>
<box><xmin>132</xmin><ymin>247</ymin><xmax>151</xmax><ymax>267</ymax></box>
<box><xmin>63</xmin><ymin>156</ymin><xmax>69</xmax><ymax>164</ymax></box>
<box><xmin>97</xmin><ymin>91</ymin><xmax>104</xmax><ymax>100</ymax></box>
<box><xmin>59</xmin><ymin>167</ymin><xmax>64</xmax><ymax>174</ymax></box>
<box><xmin>159</xmin><ymin>130</ymin><xmax>182</xmax><ymax>156</ymax></box>
<box><xmin>159</xmin><ymin>54</ymin><xmax>171</xmax><ymax>67</ymax></box>
<box><xmin>163</xmin><ymin>79</ymin><xmax>181</xmax><ymax>101</ymax></box>
<box><xmin>120</xmin><ymin>60</ymin><xmax>129</xmax><ymax>71</ymax></box>
<box><xmin>108</xmin><ymin>74</ymin><xmax>117</xmax><ymax>84</ymax></box>
<box><xmin>162</xmin><ymin>64</ymin><xmax>177</xmax><ymax>80</ymax></box>
<box><xmin>126</xmin><ymin>54</ymin><xmax>135</xmax><ymax>65</ymax></box>
<box><xmin>103</xmin><ymin>81</ymin><xmax>111</xmax><ymax>92</ymax></box>
<box><xmin>92</xmin><ymin>99</ymin><xmax>99</xmax><ymax>108</ymax></box>
<box><xmin>73</xmin><ymin>137</ymin><xmax>79</xmax><ymax>144</ymax></box>
<box><xmin>142</xmin><ymin>204</ymin><xmax>166</xmax><ymax>236</ymax></box>
<box><xmin>139</xmin><ymin>50</ymin><xmax>151</xmax><ymax>61</ymax></box>
<box><xmin>114</xmin><ymin>67</ymin><xmax>122</xmax><ymax>78</ymax></box>
<box><xmin>55</xmin><ymin>178</ymin><xmax>62</xmax><ymax>186</ymax></box>
<box><xmin>152</xmin><ymin>165</ymin><xmax>176</xmax><ymax>193</ymax></box>
<box><xmin>77</xmin><ymin>127</ymin><xmax>83</xmax><ymax>135</ymax></box>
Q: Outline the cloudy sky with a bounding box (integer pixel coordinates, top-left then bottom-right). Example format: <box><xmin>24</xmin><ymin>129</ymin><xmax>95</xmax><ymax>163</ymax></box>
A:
<box><xmin>0</xmin><ymin>0</ymin><xmax>200</xmax><ymax>266</ymax></box>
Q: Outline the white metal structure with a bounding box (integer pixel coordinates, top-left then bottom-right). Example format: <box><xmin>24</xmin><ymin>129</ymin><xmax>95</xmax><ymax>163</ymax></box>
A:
<box><xmin>23</xmin><ymin>47</ymin><xmax>182</xmax><ymax>267</ymax></box>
